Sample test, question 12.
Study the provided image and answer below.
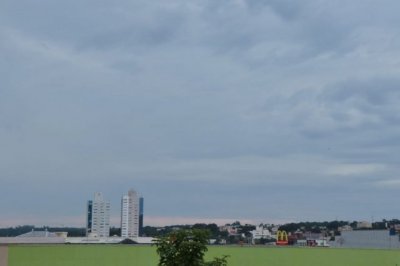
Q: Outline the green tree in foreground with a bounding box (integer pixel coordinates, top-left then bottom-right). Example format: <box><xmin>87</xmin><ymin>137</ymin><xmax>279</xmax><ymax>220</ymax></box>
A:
<box><xmin>153</xmin><ymin>229</ymin><xmax>228</xmax><ymax>266</ymax></box>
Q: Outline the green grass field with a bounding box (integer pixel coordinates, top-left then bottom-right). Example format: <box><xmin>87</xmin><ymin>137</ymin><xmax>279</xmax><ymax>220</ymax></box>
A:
<box><xmin>8</xmin><ymin>245</ymin><xmax>400</xmax><ymax>266</ymax></box>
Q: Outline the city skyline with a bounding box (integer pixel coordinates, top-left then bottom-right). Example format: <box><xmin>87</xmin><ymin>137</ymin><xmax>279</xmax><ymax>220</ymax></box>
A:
<box><xmin>1</xmin><ymin>0</ymin><xmax>400</xmax><ymax>227</ymax></box>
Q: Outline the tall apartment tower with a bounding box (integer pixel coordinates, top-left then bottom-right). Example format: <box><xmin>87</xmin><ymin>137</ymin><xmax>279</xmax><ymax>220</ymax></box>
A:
<box><xmin>139</xmin><ymin>196</ymin><xmax>144</xmax><ymax>236</ymax></box>
<box><xmin>121</xmin><ymin>189</ymin><xmax>139</xmax><ymax>238</ymax></box>
<box><xmin>86</xmin><ymin>192</ymin><xmax>110</xmax><ymax>237</ymax></box>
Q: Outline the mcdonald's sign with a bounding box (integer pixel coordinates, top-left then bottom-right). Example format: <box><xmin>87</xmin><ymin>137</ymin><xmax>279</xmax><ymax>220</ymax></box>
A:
<box><xmin>276</xmin><ymin>230</ymin><xmax>289</xmax><ymax>245</ymax></box>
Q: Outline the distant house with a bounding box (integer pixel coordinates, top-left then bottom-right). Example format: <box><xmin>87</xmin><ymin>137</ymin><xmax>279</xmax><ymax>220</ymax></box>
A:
<box><xmin>219</xmin><ymin>225</ymin><xmax>239</xmax><ymax>236</ymax></box>
<box><xmin>250</xmin><ymin>226</ymin><xmax>272</xmax><ymax>244</ymax></box>
<box><xmin>357</xmin><ymin>221</ymin><xmax>372</xmax><ymax>229</ymax></box>
<box><xmin>338</xmin><ymin>225</ymin><xmax>353</xmax><ymax>231</ymax></box>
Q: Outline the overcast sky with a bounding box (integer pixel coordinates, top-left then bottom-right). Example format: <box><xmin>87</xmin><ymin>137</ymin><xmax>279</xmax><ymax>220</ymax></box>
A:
<box><xmin>1</xmin><ymin>0</ymin><xmax>400</xmax><ymax>227</ymax></box>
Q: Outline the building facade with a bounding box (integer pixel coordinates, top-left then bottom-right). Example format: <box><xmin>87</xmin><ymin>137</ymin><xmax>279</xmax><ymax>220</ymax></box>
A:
<box><xmin>250</xmin><ymin>225</ymin><xmax>272</xmax><ymax>244</ymax></box>
<box><xmin>331</xmin><ymin>230</ymin><xmax>400</xmax><ymax>249</ymax></box>
<box><xmin>121</xmin><ymin>189</ymin><xmax>140</xmax><ymax>238</ymax></box>
<box><xmin>86</xmin><ymin>192</ymin><xmax>110</xmax><ymax>237</ymax></box>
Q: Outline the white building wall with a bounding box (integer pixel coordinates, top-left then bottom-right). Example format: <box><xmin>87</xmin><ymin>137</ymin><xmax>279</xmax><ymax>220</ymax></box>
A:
<box><xmin>331</xmin><ymin>230</ymin><xmax>400</xmax><ymax>249</ymax></box>
<box><xmin>121</xmin><ymin>189</ymin><xmax>139</xmax><ymax>238</ymax></box>
<box><xmin>90</xmin><ymin>192</ymin><xmax>110</xmax><ymax>237</ymax></box>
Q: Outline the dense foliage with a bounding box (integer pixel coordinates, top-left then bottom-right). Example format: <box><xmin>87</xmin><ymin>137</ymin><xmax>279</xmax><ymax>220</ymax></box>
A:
<box><xmin>279</xmin><ymin>221</ymin><xmax>349</xmax><ymax>234</ymax></box>
<box><xmin>1</xmin><ymin>219</ymin><xmax>398</xmax><ymax>239</ymax></box>
<box><xmin>153</xmin><ymin>229</ymin><xmax>228</xmax><ymax>266</ymax></box>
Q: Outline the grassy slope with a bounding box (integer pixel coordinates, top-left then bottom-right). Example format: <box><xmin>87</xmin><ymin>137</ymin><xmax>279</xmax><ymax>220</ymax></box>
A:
<box><xmin>9</xmin><ymin>245</ymin><xmax>400</xmax><ymax>266</ymax></box>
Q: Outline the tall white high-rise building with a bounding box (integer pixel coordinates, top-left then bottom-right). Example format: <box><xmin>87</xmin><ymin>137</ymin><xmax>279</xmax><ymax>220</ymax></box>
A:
<box><xmin>121</xmin><ymin>189</ymin><xmax>139</xmax><ymax>238</ymax></box>
<box><xmin>86</xmin><ymin>192</ymin><xmax>110</xmax><ymax>237</ymax></box>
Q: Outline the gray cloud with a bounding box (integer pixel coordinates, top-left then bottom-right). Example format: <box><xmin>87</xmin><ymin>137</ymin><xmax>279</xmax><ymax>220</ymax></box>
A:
<box><xmin>1</xmin><ymin>0</ymin><xmax>400</xmax><ymax>225</ymax></box>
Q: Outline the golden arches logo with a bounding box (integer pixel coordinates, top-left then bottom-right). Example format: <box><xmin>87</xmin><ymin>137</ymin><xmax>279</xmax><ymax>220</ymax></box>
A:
<box><xmin>277</xmin><ymin>230</ymin><xmax>288</xmax><ymax>242</ymax></box>
<box><xmin>276</xmin><ymin>230</ymin><xmax>289</xmax><ymax>245</ymax></box>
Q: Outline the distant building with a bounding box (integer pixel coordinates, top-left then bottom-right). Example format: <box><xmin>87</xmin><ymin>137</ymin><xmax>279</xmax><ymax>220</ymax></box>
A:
<box><xmin>219</xmin><ymin>225</ymin><xmax>239</xmax><ymax>236</ymax></box>
<box><xmin>303</xmin><ymin>231</ymin><xmax>325</xmax><ymax>240</ymax></box>
<box><xmin>270</xmin><ymin>226</ymin><xmax>280</xmax><ymax>234</ymax></box>
<box><xmin>139</xmin><ymin>196</ymin><xmax>144</xmax><ymax>236</ymax></box>
<box><xmin>332</xmin><ymin>230</ymin><xmax>400</xmax><ymax>249</ymax></box>
<box><xmin>121</xmin><ymin>189</ymin><xmax>140</xmax><ymax>238</ymax></box>
<box><xmin>338</xmin><ymin>225</ymin><xmax>353</xmax><ymax>231</ymax></box>
<box><xmin>250</xmin><ymin>226</ymin><xmax>272</xmax><ymax>244</ymax></box>
<box><xmin>86</xmin><ymin>192</ymin><xmax>110</xmax><ymax>237</ymax></box>
<box><xmin>18</xmin><ymin>229</ymin><xmax>67</xmax><ymax>238</ymax></box>
<box><xmin>357</xmin><ymin>221</ymin><xmax>373</xmax><ymax>229</ymax></box>
<box><xmin>0</xmin><ymin>229</ymin><xmax>67</xmax><ymax>244</ymax></box>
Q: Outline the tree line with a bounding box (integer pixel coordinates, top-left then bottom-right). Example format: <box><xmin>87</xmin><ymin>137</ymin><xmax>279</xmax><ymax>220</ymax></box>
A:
<box><xmin>1</xmin><ymin>219</ymin><xmax>399</xmax><ymax>238</ymax></box>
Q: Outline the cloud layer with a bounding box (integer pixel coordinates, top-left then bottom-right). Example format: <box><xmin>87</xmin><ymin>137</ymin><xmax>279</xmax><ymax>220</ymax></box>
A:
<box><xmin>1</xmin><ymin>0</ymin><xmax>400</xmax><ymax>226</ymax></box>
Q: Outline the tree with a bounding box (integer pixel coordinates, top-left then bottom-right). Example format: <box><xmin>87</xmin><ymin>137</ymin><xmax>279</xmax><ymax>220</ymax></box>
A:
<box><xmin>153</xmin><ymin>229</ymin><xmax>228</xmax><ymax>266</ymax></box>
<box><xmin>239</xmin><ymin>224</ymin><xmax>256</xmax><ymax>237</ymax></box>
